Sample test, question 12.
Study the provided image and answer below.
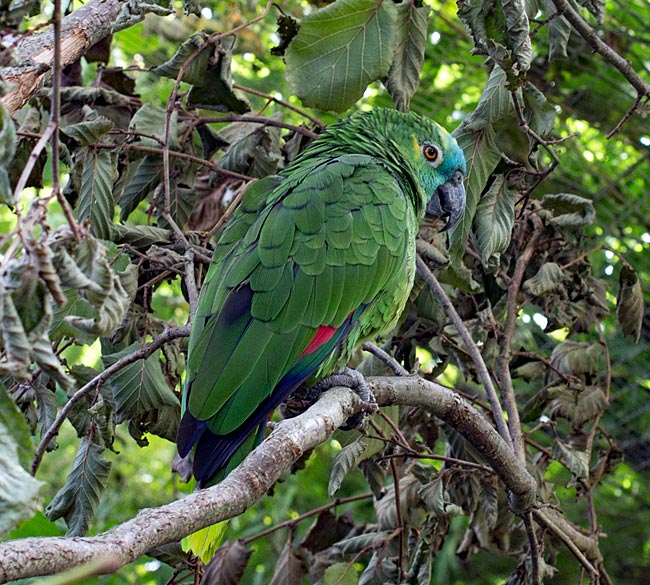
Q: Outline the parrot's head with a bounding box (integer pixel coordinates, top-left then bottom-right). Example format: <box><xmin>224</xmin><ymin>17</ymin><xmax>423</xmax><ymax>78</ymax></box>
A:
<box><xmin>397</xmin><ymin>113</ymin><xmax>467</xmax><ymax>231</ymax></box>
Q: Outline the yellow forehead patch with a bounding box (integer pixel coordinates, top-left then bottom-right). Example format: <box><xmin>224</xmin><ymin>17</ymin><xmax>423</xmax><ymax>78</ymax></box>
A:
<box><xmin>413</xmin><ymin>125</ymin><xmax>451</xmax><ymax>158</ymax></box>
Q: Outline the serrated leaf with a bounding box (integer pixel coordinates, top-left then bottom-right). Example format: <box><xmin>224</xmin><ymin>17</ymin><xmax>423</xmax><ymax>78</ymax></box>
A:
<box><xmin>334</xmin><ymin>530</ymin><xmax>394</xmax><ymax>555</ymax></box>
<box><xmin>102</xmin><ymin>342</ymin><xmax>179</xmax><ymax>423</ymax></box>
<box><xmin>552</xmin><ymin>439</ymin><xmax>588</xmax><ymax>479</ymax></box>
<box><xmin>550</xmin><ymin>385</ymin><xmax>608</xmax><ymax>428</ymax></box>
<box><xmin>359</xmin><ymin>551</ymin><xmax>398</xmax><ymax>585</ymax></box>
<box><xmin>61</xmin><ymin>106</ymin><xmax>114</xmax><ymax>147</ymax></box>
<box><xmin>187</xmin><ymin>37</ymin><xmax>251</xmax><ymax>114</ymax></box>
<box><xmin>269</xmin><ymin>538</ymin><xmax>307</xmax><ymax>585</ymax></box>
<box><xmin>546</xmin><ymin>0</ymin><xmax>571</xmax><ymax>61</ymax></box>
<box><xmin>617</xmin><ymin>265</ymin><xmax>643</xmax><ymax>342</ymax></box>
<box><xmin>323</xmin><ymin>562</ymin><xmax>359</xmax><ymax>585</ymax></box>
<box><xmin>218</xmin><ymin>117</ymin><xmax>283</xmax><ymax>178</ymax></box>
<box><xmin>118</xmin><ymin>155</ymin><xmax>163</xmax><ymax>221</ymax></box>
<box><xmin>49</xmin><ymin>290</ymin><xmax>97</xmax><ymax>345</ymax></box>
<box><xmin>77</xmin><ymin>148</ymin><xmax>116</xmax><ymax>240</ymax></box>
<box><xmin>549</xmin><ymin>341</ymin><xmax>602</xmax><ymax>379</ymax></box>
<box><xmin>474</xmin><ymin>174</ymin><xmax>515</xmax><ymax>271</ymax></box>
<box><xmin>522</xmin><ymin>262</ymin><xmax>565</xmax><ymax>296</ymax></box>
<box><xmin>329</xmin><ymin>437</ymin><xmax>369</xmax><ymax>497</ymax></box>
<box><xmin>502</xmin><ymin>0</ymin><xmax>532</xmax><ymax>74</ymax></box>
<box><xmin>154</xmin><ymin>32</ymin><xmax>210</xmax><ymax>85</ymax></box>
<box><xmin>110</xmin><ymin>224</ymin><xmax>171</xmax><ymax>246</ymax></box>
<box><xmin>450</xmin><ymin>66</ymin><xmax>509</xmax><ymax>260</ymax></box>
<box><xmin>200</xmin><ymin>540</ymin><xmax>252</xmax><ymax>585</ymax></box>
<box><xmin>45</xmin><ymin>437</ymin><xmax>111</xmax><ymax>536</ymax></box>
<box><xmin>384</xmin><ymin>2</ymin><xmax>430</xmax><ymax>112</ymax></box>
<box><xmin>129</xmin><ymin>103</ymin><xmax>179</xmax><ymax>151</ymax></box>
<box><xmin>541</xmin><ymin>193</ymin><xmax>595</xmax><ymax>227</ymax></box>
<box><xmin>359</xmin><ymin>458</ymin><xmax>387</xmax><ymax>498</ymax></box>
<box><xmin>34</xmin><ymin>382</ymin><xmax>59</xmax><ymax>451</ymax></box>
<box><xmin>285</xmin><ymin>0</ymin><xmax>398</xmax><ymax>112</ymax></box>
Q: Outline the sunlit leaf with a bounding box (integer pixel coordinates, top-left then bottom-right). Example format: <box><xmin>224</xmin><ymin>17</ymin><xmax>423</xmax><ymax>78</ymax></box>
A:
<box><xmin>0</xmin><ymin>394</ymin><xmax>42</xmax><ymax>536</ymax></box>
<box><xmin>323</xmin><ymin>563</ymin><xmax>359</xmax><ymax>585</ymax></box>
<box><xmin>61</xmin><ymin>106</ymin><xmax>114</xmax><ymax>147</ymax></box>
<box><xmin>384</xmin><ymin>1</ymin><xmax>430</xmax><ymax>112</ymax></box>
<box><xmin>285</xmin><ymin>0</ymin><xmax>398</xmax><ymax>112</ymax></box>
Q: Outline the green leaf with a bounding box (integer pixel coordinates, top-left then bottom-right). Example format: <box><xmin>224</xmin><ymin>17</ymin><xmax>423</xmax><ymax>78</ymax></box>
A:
<box><xmin>502</xmin><ymin>0</ymin><xmax>532</xmax><ymax>74</ymax></box>
<box><xmin>550</xmin><ymin>384</ymin><xmax>608</xmax><ymax>428</ymax></box>
<box><xmin>328</xmin><ymin>436</ymin><xmax>369</xmax><ymax>497</ymax></box>
<box><xmin>522</xmin><ymin>262</ymin><xmax>565</xmax><ymax>296</ymax></box>
<box><xmin>118</xmin><ymin>155</ymin><xmax>163</xmax><ymax>221</ymax></box>
<box><xmin>129</xmin><ymin>103</ymin><xmax>179</xmax><ymax>151</ymax></box>
<box><xmin>285</xmin><ymin>0</ymin><xmax>398</xmax><ymax>112</ymax></box>
<box><xmin>552</xmin><ymin>439</ymin><xmax>589</xmax><ymax>480</ymax></box>
<box><xmin>153</xmin><ymin>32</ymin><xmax>210</xmax><ymax>85</ymax></box>
<box><xmin>323</xmin><ymin>563</ymin><xmax>359</xmax><ymax>585</ymax></box>
<box><xmin>110</xmin><ymin>223</ymin><xmax>171</xmax><ymax>246</ymax></box>
<box><xmin>187</xmin><ymin>37</ymin><xmax>251</xmax><ymax>114</ymax></box>
<box><xmin>474</xmin><ymin>174</ymin><xmax>515</xmax><ymax>271</ymax></box>
<box><xmin>0</xmin><ymin>405</ymin><xmax>42</xmax><ymax>536</ymax></box>
<box><xmin>549</xmin><ymin>341</ymin><xmax>602</xmax><ymax>379</ymax></box>
<box><xmin>384</xmin><ymin>1</ymin><xmax>430</xmax><ymax>112</ymax></box>
<box><xmin>45</xmin><ymin>437</ymin><xmax>111</xmax><ymax>536</ymax></box>
<box><xmin>450</xmin><ymin>125</ymin><xmax>501</xmax><ymax>261</ymax></box>
<box><xmin>0</xmin><ymin>384</ymin><xmax>36</xmax><ymax>474</ymax></box>
<box><xmin>617</xmin><ymin>265</ymin><xmax>643</xmax><ymax>342</ymax></box>
<box><xmin>102</xmin><ymin>342</ymin><xmax>179</xmax><ymax>423</ymax></box>
<box><xmin>541</xmin><ymin>193</ymin><xmax>595</xmax><ymax>227</ymax></box>
<box><xmin>61</xmin><ymin>106</ymin><xmax>114</xmax><ymax>147</ymax></box>
<box><xmin>546</xmin><ymin>0</ymin><xmax>571</xmax><ymax>61</ymax></box>
<box><xmin>77</xmin><ymin>148</ymin><xmax>116</xmax><ymax>240</ymax></box>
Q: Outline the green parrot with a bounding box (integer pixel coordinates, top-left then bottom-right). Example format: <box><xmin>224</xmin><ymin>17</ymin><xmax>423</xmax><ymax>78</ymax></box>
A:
<box><xmin>177</xmin><ymin>108</ymin><xmax>466</xmax><ymax>488</ymax></box>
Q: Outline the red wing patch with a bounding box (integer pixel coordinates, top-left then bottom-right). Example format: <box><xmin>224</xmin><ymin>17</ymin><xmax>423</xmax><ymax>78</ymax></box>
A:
<box><xmin>298</xmin><ymin>325</ymin><xmax>338</xmax><ymax>359</ymax></box>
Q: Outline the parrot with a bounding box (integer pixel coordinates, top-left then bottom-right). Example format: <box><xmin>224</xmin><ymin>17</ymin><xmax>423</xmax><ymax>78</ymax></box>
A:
<box><xmin>177</xmin><ymin>108</ymin><xmax>466</xmax><ymax>491</ymax></box>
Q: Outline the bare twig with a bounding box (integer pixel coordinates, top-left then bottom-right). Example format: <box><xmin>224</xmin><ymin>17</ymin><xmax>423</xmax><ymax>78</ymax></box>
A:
<box><xmin>362</xmin><ymin>341</ymin><xmax>409</xmax><ymax>377</ymax></box>
<box><xmin>495</xmin><ymin>214</ymin><xmax>543</xmax><ymax>463</ymax></box>
<box><xmin>31</xmin><ymin>326</ymin><xmax>191</xmax><ymax>475</ymax></box>
<box><xmin>524</xmin><ymin>512</ymin><xmax>541</xmax><ymax>585</ymax></box>
<box><xmin>416</xmin><ymin>255</ymin><xmax>513</xmax><ymax>450</ymax></box>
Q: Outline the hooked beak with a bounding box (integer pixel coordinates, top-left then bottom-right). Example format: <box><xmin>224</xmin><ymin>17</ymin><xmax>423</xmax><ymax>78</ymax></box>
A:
<box><xmin>425</xmin><ymin>170</ymin><xmax>466</xmax><ymax>231</ymax></box>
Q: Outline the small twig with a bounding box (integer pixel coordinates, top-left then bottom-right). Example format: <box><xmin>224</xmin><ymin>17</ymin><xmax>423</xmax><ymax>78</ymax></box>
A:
<box><xmin>193</xmin><ymin>115</ymin><xmax>318</xmax><ymax>140</ymax></box>
<box><xmin>362</xmin><ymin>341</ymin><xmax>409</xmax><ymax>377</ymax></box>
<box><xmin>416</xmin><ymin>255</ymin><xmax>513</xmax><ymax>450</ymax></box>
<box><xmin>496</xmin><ymin>214</ymin><xmax>543</xmax><ymax>463</ymax></box>
<box><xmin>241</xmin><ymin>493</ymin><xmax>372</xmax><ymax>545</ymax></box>
<box><xmin>606</xmin><ymin>94</ymin><xmax>643</xmax><ymax>139</ymax></box>
<box><xmin>31</xmin><ymin>326</ymin><xmax>190</xmax><ymax>474</ymax></box>
<box><xmin>524</xmin><ymin>512</ymin><xmax>541</xmax><ymax>585</ymax></box>
<box><xmin>233</xmin><ymin>83</ymin><xmax>323</xmax><ymax>127</ymax></box>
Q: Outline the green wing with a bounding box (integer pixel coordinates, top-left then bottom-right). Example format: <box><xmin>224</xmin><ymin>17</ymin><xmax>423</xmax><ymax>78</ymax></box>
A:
<box><xmin>179</xmin><ymin>154</ymin><xmax>414</xmax><ymax>484</ymax></box>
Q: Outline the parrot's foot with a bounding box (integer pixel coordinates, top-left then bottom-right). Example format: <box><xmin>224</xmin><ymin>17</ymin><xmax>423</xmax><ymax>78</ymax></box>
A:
<box><xmin>310</xmin><ymin>367</ymin><xmax>378</xmax><ymax>430</ymax></box>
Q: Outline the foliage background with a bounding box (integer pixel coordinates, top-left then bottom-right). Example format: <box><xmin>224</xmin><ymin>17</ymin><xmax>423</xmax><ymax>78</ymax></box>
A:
<box><xmin>0</xmin><ymin>0</ymin><xmax>648</xmax><ymax>583</ymax></box>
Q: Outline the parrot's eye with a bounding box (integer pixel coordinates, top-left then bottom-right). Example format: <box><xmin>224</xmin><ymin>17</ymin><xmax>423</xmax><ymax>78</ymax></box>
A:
<box><xmin>422</xmin><ymin>144</ymin><xmax>443</xmax><ymax>167</ymax></box>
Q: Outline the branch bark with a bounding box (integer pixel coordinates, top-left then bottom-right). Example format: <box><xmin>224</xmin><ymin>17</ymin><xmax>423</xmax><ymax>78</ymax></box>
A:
<box><xmin>0</xmin><ymin>377</ymin><xmax>541</xmax><ymax>582</ymax></box>
<box><xmin>1</xmin><ymin>0</ymin><xmax>129</xmax><ymax>114</ymax></box>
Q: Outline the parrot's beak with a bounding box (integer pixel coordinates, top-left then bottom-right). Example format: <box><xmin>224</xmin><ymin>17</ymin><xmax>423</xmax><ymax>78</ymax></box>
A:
<box><xmin>425</xmin><ymin>170</ymin><xmax>466</xmax><ymax>231</ymax></box>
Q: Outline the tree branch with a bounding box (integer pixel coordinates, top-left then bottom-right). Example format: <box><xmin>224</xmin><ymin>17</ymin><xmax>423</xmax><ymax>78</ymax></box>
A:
<box><xmin>549</xmin><ymin>0</ymin><xmax>650</xmax><ymax>99</ymax></box>
<box><xmin>1</xmin><ymin>0</ymin><xmax>129</xmax><ymax>114</ymax></box>
<box><xmin>1</xmin><ymin>377</ymin><xmax>541</xmax><ymax>582</ymax></box>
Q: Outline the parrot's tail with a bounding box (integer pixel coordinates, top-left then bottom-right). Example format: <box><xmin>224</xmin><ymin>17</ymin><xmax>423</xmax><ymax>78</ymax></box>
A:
<box><xmin>183</xmin><ymin>521</ymin><xmax>229</xmax><ymax>564</ymax></box>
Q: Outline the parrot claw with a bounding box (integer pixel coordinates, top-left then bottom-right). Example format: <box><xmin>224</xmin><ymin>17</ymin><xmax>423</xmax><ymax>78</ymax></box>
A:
<box><xmin>311</xmin><ymin>367</ymin><xmax>378</xmax><ymax>430</ymax></box>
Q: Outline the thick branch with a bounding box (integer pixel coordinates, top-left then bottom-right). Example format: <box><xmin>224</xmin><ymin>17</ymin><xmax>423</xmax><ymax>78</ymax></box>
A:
<box><xmin>1</xmin><ymin>0</ymin><xmax>129</xmax><ymax>114</ymax></box>
<box><xmin>0</xmin><ymin>377</ymin><xmax>539</xmax><ymax>582</ymax></box>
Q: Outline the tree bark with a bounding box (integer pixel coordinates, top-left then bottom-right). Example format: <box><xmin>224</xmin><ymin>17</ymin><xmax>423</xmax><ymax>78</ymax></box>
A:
<box><xmin>0</xmin><ymin>377</ymin><xmax>558</xmax><ymax>583</ymax></box>
<box><xmin>1</xmin><ymin>0</ymin><xmax>129</xmax><ymax>114</ymax></box>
